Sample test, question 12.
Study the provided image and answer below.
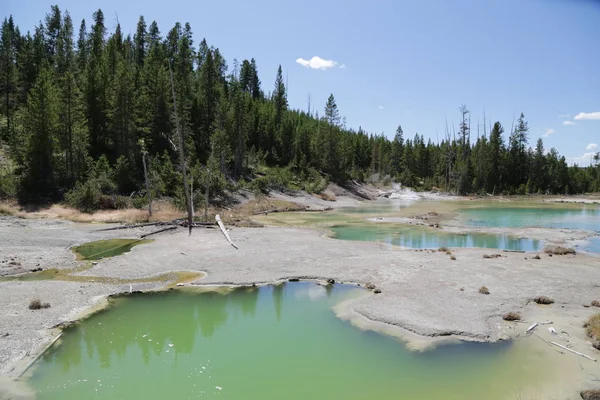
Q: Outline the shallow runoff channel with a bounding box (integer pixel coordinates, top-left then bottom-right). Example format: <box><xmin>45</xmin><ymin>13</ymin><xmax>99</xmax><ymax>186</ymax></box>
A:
<box><xmin>28</xmin><ymin>282</ymin><xmax>561</xmax><ymax>400</ymax></box>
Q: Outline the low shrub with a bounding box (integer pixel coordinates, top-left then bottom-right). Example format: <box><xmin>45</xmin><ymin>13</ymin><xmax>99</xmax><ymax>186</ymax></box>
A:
<box><xmin>450</xmin><ymin>255</ymin><xmax>456</xmax><ymax>260</ymax></box>
<box><xmin>584</xmin><ymin>314</ymin><xmax>600</xmax><ymax>350</ymax></box>
<box><xmin>580</xmin><ymin>390</ymin><xmax>600</xmax><ymax>400</ymax></box>
<box><xmin>29</xmin><ymin>299</ymin><xmax>50</xmax><ymax>310</ymax></box>
<box><xmin>483</xmin><ymin>254</ymin><xmax>502</xmax><ymax>259</ymax></box>
<box><xmin>533</xmin><ymin>296</ymin><xmax>554</xmax><ymax>305</ymax></box>
<box><xmin>544</xmin><ymin>247</ymin><xmax>576</xmax><ymax>255</ymax></box>
<box><xmin>64</xmin><ymin>180</ymin><xmax>102</xmax><ymax>212</ymax></box>
<box><xmin>592</xmin><ymin>300</ymin><xmax>600</xmax><ymax>308</ymax></box>
<box><xmin>503</xmin><ymin>312</ymin><xmax>521</xmax><ymax>321</ymax></box>
<box><xmin>479</xmin><ymin>286</ymin><xmax>490</xmax><ymax>295</ymax></box>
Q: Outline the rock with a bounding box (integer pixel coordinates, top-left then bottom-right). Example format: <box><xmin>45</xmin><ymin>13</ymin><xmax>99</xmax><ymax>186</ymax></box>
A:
<box><xmin>326</xmin><ymin>278</ymin><xmax>335</xmax><ymax>285</ymax></box>
<box><xmin>365</xmin><ymin>283</ymin><xmax>376</xmax><ymax>290</ymax></box>
<box><xmin>29</xmin><ymin>268</ymin><xmax>42</xmax><ymax>272</ymax></box>
<box><xmin>581</xmin><ymin>390</ymin><xmax>600</xmax><ymax>400</ymax></box>
<box><xmin>288</xmin><ymin>278</ymin><xmax>299</xmax><ymax>282</ymax></box>
<box><xmin>533</xmin><ymin>254</ymin><xmax>541</xmax><ymax>260</ymax></box>
<box><xmin>373</xmin><ymin>288</ymin><xmax>382</xmax><ymax>294</ymax></box>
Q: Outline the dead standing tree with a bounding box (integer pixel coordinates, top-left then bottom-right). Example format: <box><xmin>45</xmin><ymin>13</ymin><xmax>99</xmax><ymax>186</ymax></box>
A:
<box><xmin>140</xmin><ymin>140</ymin><xmax>152</xmax><ymax>217</ymax></box>
<box><xmin>168</xmin><ymin>61</ymin><xmax>194</xmax><ymax>235</ymax></box>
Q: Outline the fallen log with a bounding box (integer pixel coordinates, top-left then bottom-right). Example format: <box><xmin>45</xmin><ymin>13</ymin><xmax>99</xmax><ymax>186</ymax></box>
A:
<box><xmin>549</xmin><ymin>341</ymin><xmax>596</xmax><ymax>362</ymax></box>
<box><xmin>140</xmin><ymin>226</ymin><xmax>178</xmax><ymax>238</ymax></box>
<box><xmin>96</xmin><ymin>222</ymin><xmax>164</xmax><ymax>231</ymax></box>
<box><xmin>216</xmin><ymin>214</ymin><xmax>238</xmax><ymax>250</ymax></box>
<box><xmin>252</xmin><ymin>207</ymin><xmax>306</xmax><ymax>215</ymax></box>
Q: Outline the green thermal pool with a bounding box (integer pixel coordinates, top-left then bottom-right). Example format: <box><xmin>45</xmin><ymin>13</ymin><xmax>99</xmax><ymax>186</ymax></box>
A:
<box><xmin>73</xmin><ymin>239</ymin><xmax>153</xmax><ymax>260</ymax></box>
<box><xmin>260</xmin><ymin>200</ymin><xmax>600</xmax><ymax>252</ymax></box>
<box><xmin>458</xmin><ymin>205</ymin><xmax>600</xmax><ymax>231</ymax></box>
<box><xmin>29</xmin><ymin>283</ymin><xmax>562</xmax><ymax>400</ymax></box>
<box><xmin>330</xmin><ymin>223</ymin><xmax>540</xmax><ymax>251</ymax></box>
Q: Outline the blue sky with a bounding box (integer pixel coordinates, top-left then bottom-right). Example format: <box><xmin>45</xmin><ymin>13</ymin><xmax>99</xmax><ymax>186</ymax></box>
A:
<box><xmin>3</xmin><ymin>0</ymin><xmax>599</xmax><ymax>165</ymax></box>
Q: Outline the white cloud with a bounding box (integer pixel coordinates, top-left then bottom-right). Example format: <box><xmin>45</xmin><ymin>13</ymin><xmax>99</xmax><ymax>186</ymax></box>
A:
<box><xmin>542</xmin><ymin>128</ymin><xmax>556</xmax><ymax>137</ymax></box>
<box><xmin>586</xmin><ymin>143</ymin><xmax>598</xmax><ymax>150</ymax></box>
<box><xmin>574</xmin><ymin>111</ymin><xmax>600</xmax><ymax>121</ymax></box>
<box><xmin>378</xmin><ymin>105</ymin><xmax>385</xmax><ymax>110</ymax></box>
<box><xmin>295</xmin><ymin>56</ymin><xmax>338</xmax><ymax>70</ymax></box>
<box><xmin>567</xmin><ymin>152</ymin><xmax>596</xmax><ymax>166</ymax></box>
<box><xmin>339</xmin><ymin>64</ymin><xmax>346</xmax><ymax>69</ymax></box>
<box><xmin>562</xmin><ymin>120</ymin><xmax>575</xmax><ymax>126</ymax></box>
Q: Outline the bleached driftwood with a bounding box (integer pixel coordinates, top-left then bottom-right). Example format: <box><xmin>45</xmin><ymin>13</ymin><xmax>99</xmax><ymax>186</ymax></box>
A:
<box><xmin>549</xmin><ymin>341</ymin><xmax>596</xmax><ymax>362</ymax></box>
<box><xmin>526</xmin><ymin>323</ymin><xmax>538</xmax><ymax>333</ymax></box>
<box><xmin>216</xmin><ymin>214</ymin><xmax>238</xmax><ymax>250</ymax></box>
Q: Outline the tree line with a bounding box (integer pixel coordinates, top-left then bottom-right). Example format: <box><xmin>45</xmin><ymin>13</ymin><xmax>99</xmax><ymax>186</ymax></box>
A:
<box><xmin>0</xmin><ymin>7</ymin><xmax>598</xmax><ymax>210</ymax></box>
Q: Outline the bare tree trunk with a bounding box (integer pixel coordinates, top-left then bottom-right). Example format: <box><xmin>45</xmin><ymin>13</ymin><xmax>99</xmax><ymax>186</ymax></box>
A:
<box><xmin>142</xmin><ymin>152</ymin><xmax>152</xmax><ymax>217</ymax></box>
<box><xmin>168</xmin><ymin>61</ymin><xmax>193</xmax><ymax>235</ymax></box>
<box><xmin>190</xmin><ymin>172</ymin><xmax>194</xmax><ymax>217</ymax></box>
<box><xmin>204</xmin><ymin>167</ymin><xmax>210</xmax><ymax>222</ymax></box>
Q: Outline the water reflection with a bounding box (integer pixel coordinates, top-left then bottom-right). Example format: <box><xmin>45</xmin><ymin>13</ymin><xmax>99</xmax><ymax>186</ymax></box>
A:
<box><xmin>40</xmin><ymin>287</ymin><xmax>291</xmax><ymax>373</ymax></box>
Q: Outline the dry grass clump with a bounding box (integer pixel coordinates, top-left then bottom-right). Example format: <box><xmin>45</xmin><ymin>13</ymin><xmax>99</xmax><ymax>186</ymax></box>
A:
<box><xmin>544</xmin><ymin>246</ymin><xmax>576</xmax><ymax>256</ymax></box>
<box><xmin>592</xmin><ymin>300</ymin><xmax>600</xmax><ymax>308</ymax></box>
<box><xmin>584</xmin><ymin>314</ymin><xmax>600</xmax><ymax>350</ymax></box>
<box><xmin>533</xmin><ymin>296</ymin><xmax>554</xmax><ymax>305</ymax></box>
<box><xmin>450</xmin><ymin>255</ymin><xmax>456</xmax><ymax>260</ymax></box>
<box><xmin>479</xmin><ymin>286</ymin><xmax>490</xmax><ymax>295</ymax></box>
<box><xmin>0</xmin><ymin>202</ymin><xmax>17</xmax><ymax>216</ymax></box>
<box><xmin>29</xmin><ymin>299</ymin><xmax>50</xmax><ymax>310</ymax></box>
<box><xmin>317</xmin><ymin>191</ymin><xmax>336</xmax><ymax>202</ymax></box>
<box><xmin>503</xmin><ymin>312</ymin><xmax>521</xmax><ymax>321</ymax></box>
<box><xmin>483</xmin><ymin>254</ymin><xmax>502</xmax><ymax>259</ymax></box>
<box><xmin>0</xmin><ymin>200</ymin><xmax>183</xmax><ymax>223</ymax></box>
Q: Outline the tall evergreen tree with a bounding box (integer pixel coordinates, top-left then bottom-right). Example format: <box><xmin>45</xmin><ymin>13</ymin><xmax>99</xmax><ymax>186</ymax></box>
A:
<box><xmin>0</xmin><ymin>16</ymin><xmax>18</xmax><ymax>140</ymax></box>
<box><xmin>21</xmin><ymin>67</ymin><xmax>59</xmax><ymax>199</ymax></box>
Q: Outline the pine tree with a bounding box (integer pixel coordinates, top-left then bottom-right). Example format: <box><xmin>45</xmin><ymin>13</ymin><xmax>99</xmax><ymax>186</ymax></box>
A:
<box><xmin>273</xmin><ymin>65</ymin><xmax>286</xmax><ymax>128</ymax></box>
<box><xmin>134</xmin><ymin>16</ymin><xmax>147</xmax><ymax>69</ymax></box>
<box><xmin>529</xmin><ymin>138</ymin><xmax>546</xmax><ymax>193</ymax></box>
<box><xmin>56</xmin><ymin>12</ymin><xmax>88</xmax><ymax>184</ymax></box>
<box><xmin>21</xmin><ymin>67</ymin><xmax>60</xmax><ymax>200</ymax></box>
<box><xmin>0</xmin><ymin>16</ymin><xmax>18</xmax><ymax>141</ymax></box>
<box><xmin>390</xmin><ymin>125</ymin><xmax>404</xmax><ymax>176</ymax></box>
<box><xmin>76</xmin><ymin>19</ymin><xmax>88</xmax><ymax>76</ymax></box>
<box><xmin>86</xmin><ymin>9</ymin><xmax>109</xmax><ymax>158</ymax></box>
<box><xmin>508</xmin><ymin>112</ymin><xmax>529</xmax><ymax>191</ymax></box>
<box><xmin>487</xmin><ymin>122</ymin><xmax>505</xmax><ymax>193</ymax></box>
<box><xmin>323</xmin><ymin>94</ymin><xmax>340</xmax><ymax>175</ymax></box>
